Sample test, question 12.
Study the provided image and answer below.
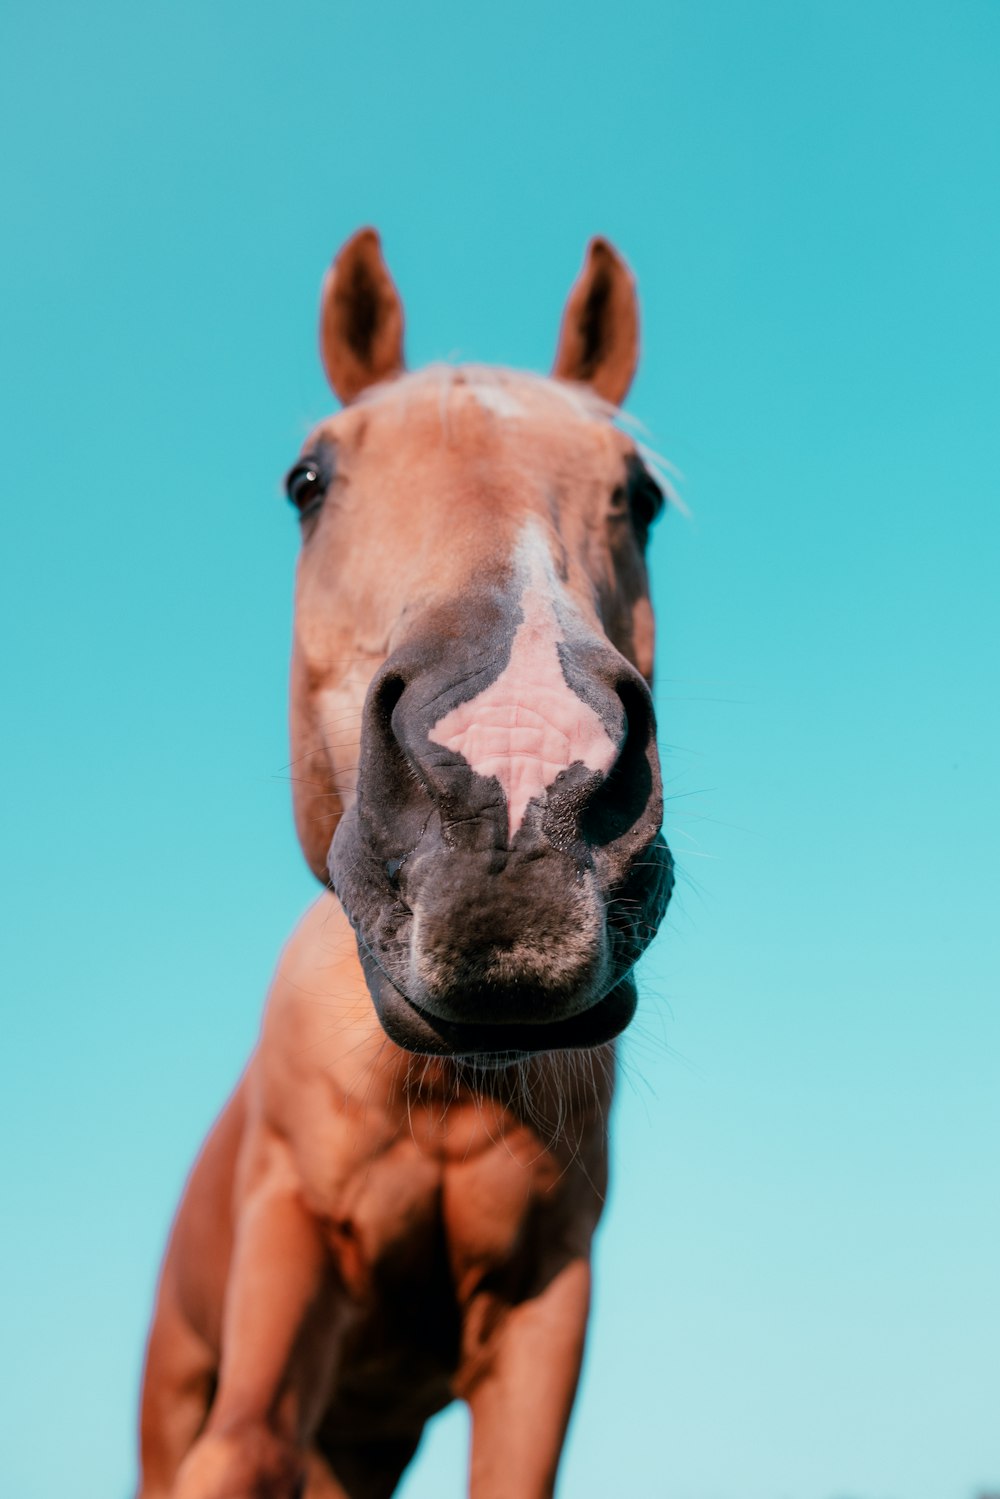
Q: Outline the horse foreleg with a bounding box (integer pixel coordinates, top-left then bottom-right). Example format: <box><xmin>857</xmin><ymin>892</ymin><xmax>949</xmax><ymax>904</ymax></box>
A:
<box><xmin>138</xmin><ymin>1273</ymin><xmax>216</xmax><ymax>1499</ymax></box>
<box><xmin>170</xmin><ymin>1132</ymin><xmax>340</xmax><ymax>1499</ymax></box>
<box><xmin>464</xmin><ymin>1257</ymin><xmax>591</xmax><ymax>1499</ymax></box>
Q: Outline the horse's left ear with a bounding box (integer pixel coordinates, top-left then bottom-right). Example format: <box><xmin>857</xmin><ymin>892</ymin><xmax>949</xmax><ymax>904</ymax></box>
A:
<box><xmin>319</xmin><ymin>227</ymin><xmax>406</xmax><ymax>404</ymax></box>
<box><xmin>552</xmin><ymin>237</ymin><xmax>639</xmax><ymax>407</ymax></box>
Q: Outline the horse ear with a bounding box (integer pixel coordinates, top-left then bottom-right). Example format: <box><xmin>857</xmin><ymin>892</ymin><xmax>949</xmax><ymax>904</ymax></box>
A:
<box><xmin>319</xmin><ymin>228</ymin><xmax>405</xmax><ymax>403</ymax></box>
<box><xmin>552</xmin><ymin>237</ymin><xmax>639</xmax><ymax>407</ymax></box>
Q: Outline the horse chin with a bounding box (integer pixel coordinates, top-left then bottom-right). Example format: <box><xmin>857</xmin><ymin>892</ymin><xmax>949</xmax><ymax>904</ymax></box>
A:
<box><xmin>357</xmin><ymin>947</ymin><xmax>639</xmax><ymax>1060</ymax></box>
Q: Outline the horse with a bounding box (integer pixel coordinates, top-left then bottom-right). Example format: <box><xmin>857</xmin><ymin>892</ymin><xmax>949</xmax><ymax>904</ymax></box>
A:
<box><xmin>137</xmin><ymin>227</ymin><xmax>675</xmax><ymax>1499</ymax></box>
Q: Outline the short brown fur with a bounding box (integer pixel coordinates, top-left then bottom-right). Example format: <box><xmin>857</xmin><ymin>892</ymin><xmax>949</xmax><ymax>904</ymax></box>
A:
<box><xmin>138</xmin><ymin>229</ymin><xmax>664</xmax><ymax>1499</ymax></box>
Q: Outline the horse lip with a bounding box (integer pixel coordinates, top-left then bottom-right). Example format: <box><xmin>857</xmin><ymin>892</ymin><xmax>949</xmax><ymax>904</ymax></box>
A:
<box><xmin>360</xmin><ymin>949</ymin><xmax>638</xmax><ymax>1058</ymax></box>
<box><xmin>331</xmin><ymin>810</ymin><xmax>670</xmax><ymax>1057</ymax></box>
<box><xmin>409</xmin><ymin>985</ymin><xmax>592</xmax><ymax>1029</ymax></box>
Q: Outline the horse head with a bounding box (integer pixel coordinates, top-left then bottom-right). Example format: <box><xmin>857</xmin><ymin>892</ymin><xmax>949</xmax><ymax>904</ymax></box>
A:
<box><xmin>286</xmin><ymin>228</ymin><xmax>673</xmax><ymax>1060</ymax></box>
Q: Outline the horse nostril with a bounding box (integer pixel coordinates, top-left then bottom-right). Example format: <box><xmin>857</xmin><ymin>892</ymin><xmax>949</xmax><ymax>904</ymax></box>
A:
<box><xmin>373</xmin><ymin>670</ymin><xmax>407</xmax><ymax>733</ymax></box>
<box><xmin>343</xmin><ymin>665</ymin><xmax>437</xmax><ymax>872</ymax></box>
<box><xmin>366</xmin><ymin>668</ymin><xmax>419</xmax><ymax>782</ymax></box>
<box><xmin>579</xmin><ymin>677</ymin><xmax>656</xmax><ymax>847</ymax></box>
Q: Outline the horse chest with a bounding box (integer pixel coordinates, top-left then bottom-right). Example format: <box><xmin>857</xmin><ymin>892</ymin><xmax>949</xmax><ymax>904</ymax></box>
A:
<box><xmin>315</xmin><ymin>1116</ymin><xmax>560</xmax><ymax>1310</ymax></box>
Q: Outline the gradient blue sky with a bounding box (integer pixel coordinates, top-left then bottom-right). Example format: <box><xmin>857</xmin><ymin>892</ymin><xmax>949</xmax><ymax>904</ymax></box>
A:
<box><xmin>1</xmin><ymin>3</ymin><xmax>997</xmax><ymax>1497</ymax></box>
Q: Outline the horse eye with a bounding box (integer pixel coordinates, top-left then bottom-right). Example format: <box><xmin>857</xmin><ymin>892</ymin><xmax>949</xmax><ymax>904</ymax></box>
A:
<box><xmin>285</xmin><ymin>460</ymin><xmax>326</xmax><ymax>517</ymax></box>
<box><xmin>628</xmin><ymin>472</ymin><xmax>665</xmax><ymax>535</ymax></box>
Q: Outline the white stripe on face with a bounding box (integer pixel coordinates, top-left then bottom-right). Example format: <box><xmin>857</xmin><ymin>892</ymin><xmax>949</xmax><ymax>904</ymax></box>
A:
<box><xmin>428</xmin><ymin>523</ymin><xmax>617</xmax><ymax>841</ymax></box>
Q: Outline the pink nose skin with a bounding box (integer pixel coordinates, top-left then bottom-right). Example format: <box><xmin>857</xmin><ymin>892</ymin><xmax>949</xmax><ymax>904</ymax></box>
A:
<box><xmin>428</xmin><ymin>577</ymin><xmax>618</xmax><ymax>842</ymax></box>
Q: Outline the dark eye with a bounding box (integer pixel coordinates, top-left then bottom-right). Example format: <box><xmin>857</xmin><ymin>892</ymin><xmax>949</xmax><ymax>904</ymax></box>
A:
<box><xmin>617</xmin><ymin>456</ymin><xmax>665</xmax><ymax>541</ymax></box>
<box><xmin>284</xmin><ymin>458</ymin><xmax>326</xmax><ymax>518</ymax></box>
<box><xmin>629</xmin><ymin>471</ymin><xmax>664</xmax><ymax>534</ymax></box>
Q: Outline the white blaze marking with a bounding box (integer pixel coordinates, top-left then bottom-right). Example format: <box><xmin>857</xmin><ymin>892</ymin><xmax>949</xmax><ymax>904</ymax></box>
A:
<box><xmin>428</xmin><ymin>527</ymin><xmax>618</xmax><ymax>840</ymax></box>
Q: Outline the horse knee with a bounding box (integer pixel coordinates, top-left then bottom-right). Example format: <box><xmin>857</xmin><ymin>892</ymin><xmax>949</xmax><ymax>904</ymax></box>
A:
<box><xmin>172</xmin><ymin>1421</ymin><xmax>305</xmax><ymax>1499</ymax></box>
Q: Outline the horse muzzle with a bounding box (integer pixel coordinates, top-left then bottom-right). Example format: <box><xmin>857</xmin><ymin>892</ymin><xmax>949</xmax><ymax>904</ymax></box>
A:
<box><xmin>328</xmin><ymin>631</ymin><xmax>673</xmax><ymax>1057</ymax></box>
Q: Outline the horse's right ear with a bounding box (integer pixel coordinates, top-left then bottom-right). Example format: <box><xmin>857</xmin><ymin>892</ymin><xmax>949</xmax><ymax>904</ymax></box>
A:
<box><xmin>319</xmin><ymin>228</ymin><xmax>405</xmax><ymax>404</ymax></box>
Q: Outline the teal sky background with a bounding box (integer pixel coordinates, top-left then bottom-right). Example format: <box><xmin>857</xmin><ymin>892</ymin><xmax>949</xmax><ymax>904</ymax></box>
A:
<box><xmin>1</xmin><ymin>3</ymin><xmax>997</xmax><ymax>1497</ymax></box>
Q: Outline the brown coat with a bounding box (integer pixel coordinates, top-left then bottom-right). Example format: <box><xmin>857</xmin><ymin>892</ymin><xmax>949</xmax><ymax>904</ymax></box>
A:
<box><xmin>138</xmin><ymin>229</ymin><xmax>670</xmax><ymax>1499</ymax></box>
